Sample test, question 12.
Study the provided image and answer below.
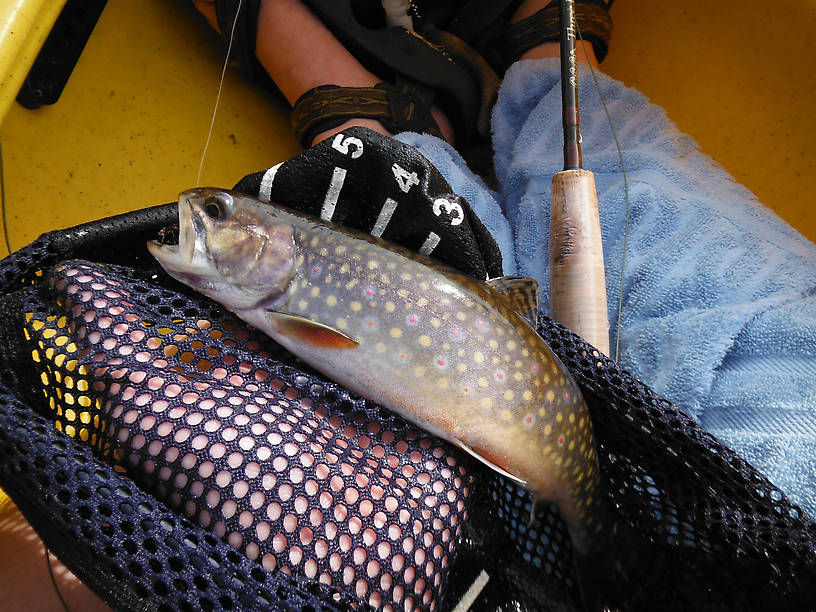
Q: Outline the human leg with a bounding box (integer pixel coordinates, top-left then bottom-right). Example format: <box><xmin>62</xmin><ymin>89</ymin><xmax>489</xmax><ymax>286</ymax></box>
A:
<box><xmin>193</xmin><ymin>0</ymin><xmax>455</xmax><ymax>146</ymax></box>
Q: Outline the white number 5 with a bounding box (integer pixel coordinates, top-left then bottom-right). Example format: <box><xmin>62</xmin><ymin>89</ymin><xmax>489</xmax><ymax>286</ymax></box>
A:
<box><xmin>432</xmin><ymin>198</ymin><xmax>464</xmax><ymax>226</ymax></box>
<box><xmin>331</xmin><ymin>133</ymin><xmax>364</xmax><ymax>159</ymax></box>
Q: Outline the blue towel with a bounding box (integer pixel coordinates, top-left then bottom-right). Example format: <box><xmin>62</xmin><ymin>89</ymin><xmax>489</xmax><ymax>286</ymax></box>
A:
<box><xmin>397</xmin><ymin>59</ymin><xmax>816</xmax><ymax>518</ymax></box>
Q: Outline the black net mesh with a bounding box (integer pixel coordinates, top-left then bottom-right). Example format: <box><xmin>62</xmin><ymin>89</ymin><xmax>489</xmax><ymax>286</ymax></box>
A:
<box><xmin>1</xmin><ymin>206</ymin><xmax>815</xmax><ymax>612</ymax></box>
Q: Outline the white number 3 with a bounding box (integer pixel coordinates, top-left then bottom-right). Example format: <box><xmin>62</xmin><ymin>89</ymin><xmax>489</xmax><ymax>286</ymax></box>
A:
<box><xmin>432</xmin><ymin>197</ymin><xmax>464</xmax><ymax>226</ymax></box>
<box><xmin>331</xmin><ymin>133</ymin><xmax>364</xmax><ymax>159</ymax></box>
<box><xmin>391</xmin><ymin>163</ymin><xmax>420</xmax><ymax>193</ymax></box>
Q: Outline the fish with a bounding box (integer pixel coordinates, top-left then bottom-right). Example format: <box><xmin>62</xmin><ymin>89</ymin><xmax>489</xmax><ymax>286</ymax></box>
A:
<box><xmin>148</xmin><ymin>187</ymin><xmax>615</xmax><ymax>610</ymax></box>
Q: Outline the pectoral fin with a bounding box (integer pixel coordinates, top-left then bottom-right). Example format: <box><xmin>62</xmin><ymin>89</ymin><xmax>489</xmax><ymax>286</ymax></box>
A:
<box><xmin>266</xmin><ymin>312</ymin><xmax>359</xmax><ymax>349</ymax></box>
<box><xmin>453</xmin><ymin>438</ymin><xmax>527</xmax><ymax>486</ymax></box>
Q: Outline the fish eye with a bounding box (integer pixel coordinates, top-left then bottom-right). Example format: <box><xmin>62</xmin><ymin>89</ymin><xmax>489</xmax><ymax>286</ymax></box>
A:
<box><xmin>203</xmin><ymin>193</ymin><xmax>232</xmax><ymax>219</ymax></box>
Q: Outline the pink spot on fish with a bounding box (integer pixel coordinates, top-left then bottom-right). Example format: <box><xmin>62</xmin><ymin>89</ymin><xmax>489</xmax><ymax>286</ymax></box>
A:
<box><xmin>406</xmin><ymin>314</ymin><xmax>419</xmax><ymax>326</ymax></box>
<box><xmin>435</xmin><ymin>357</ymin><xmax>447</xmax><ymax>368</ymax></box>
<box><xmin>524</xmin><ymin>414</ymin><xmax>535</xmax><ymax>427</ymax></box>
<box><xmin>558</xmin><ymin>435</ymin><xmax>565</xmax><ymax>446</ymax></box>
<box><xmin>495</xmin><ymin>370</ymin><xmax>505</xmax><ymax>381</ymax></box>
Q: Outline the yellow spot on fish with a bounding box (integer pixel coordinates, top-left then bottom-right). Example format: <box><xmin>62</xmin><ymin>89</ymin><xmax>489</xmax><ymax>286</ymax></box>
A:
<box><xmin>345</xmin><ymin>279</ymin><xmax>359</xmax><ymax>290</ymax></box>
<box><xmin>351</xmin><ymin>301</ymin><xmax>362</xmax><ymax>312</ymax></box>
<box><xmin>397</xmin><ymin>289</ymin><xmax>408</xmax><ymax>298</ymax></box>
<box><xmin>544</xmin><ymin>424</ymin><xmax>553</xmax><ymax>436</ymax></box>
<box><xmin>456</xmin><ymin>312</ymin><xmax>466</xmax><ymax>322</ymax></box>
<box><xmin>367</xmin><ymin>260</ymin><xmax>379</xmax><ymax>270</ymax></box>
<box><xmin>431</xmin><ymin>318</ymin><xmax>441</xmax><ymax>328</ymax></box>
<box><xmin>380</xmin><ymin>274</ymin><xmax>390</xmax><ymax>284</ymax></box>
<box><xmin>441</xmin><ymin>342</ymin><xmax>451</xmax><ymax>351</ymax></box>
<box><xmin>481</xmin><ymin>398</ymin><xmax>493</xmax><ymax>409</ymax></box>
<box><xmin>376</xmin><ymin>342</ymin><xmax>387</xmax><ymax>353</ymax></box>
<box><xmin>336</xmin><ymin>245</ymin><xmax>347</xmax><ymax>255</ymax></box>
<box><xmin>417</xmin><ymin>297</ymin><xmax>428</xmax><ymax>307</ymax></box>
<box><xmin>478</xmin><ymin>378</ymin><xmax>489</xmax><ymax>388</ymax></box>
<box><xmin>456</xmin><ymin>363</ymin><xmax>467</xmax><ymax>373</ymax></box>
<box><xmin>523</xmin><ymin>390</ymin><xmax>533</xmax><ymax>401</ymax></box>
<box><xmin>420</xmin><ymin>282</ymin><xmax>429</xmax><ymax>291</ymax></box>
<box><xmin>340</xmin><ymin>263</ymin><xmax>350</xmax><ymax>274</ymax></box>
<box><xmin>514</xmin><ymin>372</ymin><xmax>523</xmax><ymax>382</ymax></box>
<box><xmin>335</xmin><ymin>318</ymin><xmax>348</xmax><ymax>330</ymax></box>
<box><xmin>503</xmin><ymin>390</ymin><xmax>514</xmax><ymax>401</ymax></box>
<box><xmin>546</xmin><ymin>389</ymin><xmax>555</xmax><ymax>402</ymax></box>
<box><xmin>400</xmin><ymin>273</ymin><xmax>412</xmax><ymax>281</ymax></box>
<box><xmin>414</xmin><ymin>366</ymin><xmax>426</xmax><ymax>377</ymax></box>
<box><xmin>522</xmin><ymin>348</ymin><xmax>529</xmax><ymax>357</ymax></box>
<box><xmin>473</xmin><ymin>351</ymin><xmax>485</xmax><ymax>364</ymax></box>
<box><xmin>389</xmin><ymin>328</ymin><xmax>403</xmax><ymax>339</ymax></box>
<box><xmin>489</xmin><ymin>340</ymin><xmax>498</xmax><ymax>349</ymax></box>
<box><xmin>311</xmin><ymin>287</ymin><xmax>320</xmax><ymax>297</ymax></box>
<box><xmin>501</xmin><ymin>409</ymin><xmax>512</xmax><ymax>421</ymax></box>
<box><xmin>437</xmin><ymin>378</ymin><xmax>448</xmax><ymax>388</ymax></box>
<box><xmin>538</xmin><ymin>407</ymin><xmax>547</xmax><ymax>417</ymax></box>
<box><xmin>326</xmin><ymin>295</ymin><xmax>338</xmax><ymax>307</ymax></box>
<box><xmin>385</xmin><ymin>302</ymin><xmax>396</xmax><ymax>312</ymax></box>
<box><xmin>507</xmin><ymin>340</ymin><xmax>517</xmax><ymax>350</ymax></box>
<box><xmin>569</xmin><ymin>413</ymin><xmax>576</xmax><ymax>423</ymax></box>
<box><xmin>556</xmin><ymin>412</ymin><xmax>564</xmax><ymax>423</ymax></box>
<box><xmin>310</xmin><ymin>236</ymin><xmax>320</xmax><ymax>247</ymax></box>
<box><xmin>324</xmin><ymin>274</ymin><xmax>333</xmax><ymax>284</ymax></box>
<box><xmin>418</xmin><ymin>335</ymin><xmax>431</xmax><ymax>347</ymax></box>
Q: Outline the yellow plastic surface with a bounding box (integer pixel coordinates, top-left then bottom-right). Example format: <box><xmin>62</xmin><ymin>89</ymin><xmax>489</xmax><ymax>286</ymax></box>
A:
<box><xmin>0</xmin><ymin>0</ymin><xmax>300</xmax><ymax>252</ymax></box>
<box><xmin>0</xmin><ymin>0</ymin><xmax>66</xmax><ymax>125</ymax></box>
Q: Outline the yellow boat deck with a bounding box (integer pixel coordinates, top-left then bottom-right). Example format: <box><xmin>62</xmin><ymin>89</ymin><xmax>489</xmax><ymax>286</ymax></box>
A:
<box><xmin>0</xmin><ymin>0</ymin><xmax>815</xmax><ymax>249</ymax></box>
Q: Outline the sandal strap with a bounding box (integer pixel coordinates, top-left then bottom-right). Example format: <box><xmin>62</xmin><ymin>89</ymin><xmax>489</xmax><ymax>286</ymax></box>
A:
<box><xmin>503</xmin><ymin>0</ymin><xmax>614</xmax><ymax>65</ymax></box>
<box><xmin>290</xmin><ymin>81</ymin><xmax>443</xmax><ymax>148</ymax></box>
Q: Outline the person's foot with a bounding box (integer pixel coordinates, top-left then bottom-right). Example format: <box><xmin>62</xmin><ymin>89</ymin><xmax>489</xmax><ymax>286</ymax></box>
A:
<box><xmin>193</xmin><ymin>0</ymin><xmax>455</xmax><ymax>146</ymax></box>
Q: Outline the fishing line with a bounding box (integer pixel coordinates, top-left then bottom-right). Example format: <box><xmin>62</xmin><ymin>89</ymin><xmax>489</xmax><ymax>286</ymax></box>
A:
<box><xmin>575</xmin><ymin>21</ymin><xmax>631</xmax><ymax>364</ymax></box>
<box><xmin>0</xmin><ymin>139</ymin><xmax>11</xmax><ymax>255</ymax></box>
<box><xmin>44</xmin><ymin>542</ymin><xmax>71</xmax><ymax>612</ymax></box>
<box><xmin>197</xmin><ymin>0</ymin><xmax>243</xmax><ymax>186</ymax></box>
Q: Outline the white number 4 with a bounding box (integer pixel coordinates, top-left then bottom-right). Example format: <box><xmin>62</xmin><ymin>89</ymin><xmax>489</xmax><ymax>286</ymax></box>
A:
<box><xmin>391</xmin><ymin>163</ymin><xmax>419</xmax><ymax>193</ymax></box>
<box><xmin>331</xmin><ymin>133</ymin><xmax>364</xmax><ymax>159</ymax></box>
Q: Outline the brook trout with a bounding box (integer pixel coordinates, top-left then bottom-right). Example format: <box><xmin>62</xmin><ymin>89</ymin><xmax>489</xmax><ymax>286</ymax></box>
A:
<box><xmin>148</xmin><ymin>187</ymin><xmax>613</xmax><ymax>610</ymax></box>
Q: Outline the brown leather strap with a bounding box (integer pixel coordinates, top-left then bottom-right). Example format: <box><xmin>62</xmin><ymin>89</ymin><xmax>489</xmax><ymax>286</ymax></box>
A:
<box><xmin>290</xmin><ymin>81</ymin><xmax>443</xmax><ymax>147</ymax></box>
<box><xmin>503</xmin><ymin>1</ymin><xmax>613</xmax><ymax>66</ymax></box>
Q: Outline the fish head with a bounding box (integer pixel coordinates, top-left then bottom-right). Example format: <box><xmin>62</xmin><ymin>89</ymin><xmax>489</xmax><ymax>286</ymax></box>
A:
<box><xmin>148</xmin><ymin>187</ymin><xmax>295</xmax><ymax>310</ymax></box>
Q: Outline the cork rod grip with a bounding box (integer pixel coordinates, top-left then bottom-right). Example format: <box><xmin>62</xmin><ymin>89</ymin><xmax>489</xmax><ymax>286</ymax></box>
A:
<box><xmin>549</xmin><ymin>169</ymin><xmax>610</xmax><ymax>356</ymax></box>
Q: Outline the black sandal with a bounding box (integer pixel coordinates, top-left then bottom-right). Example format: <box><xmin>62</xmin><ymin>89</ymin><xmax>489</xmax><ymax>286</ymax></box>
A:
<box><xmin>502</xmin><ymin>0</ymin><xmax>615</xmax><ymax>68</ymax></box>
<box><xmin>290</xmin><ymin>80</ymin><xmax>443</xmax><ymax>148</ymax></box>
<box><xmin>211</xmin><ymin>0</ymin><xmax>500</xmax><ymax>147</ymax></box>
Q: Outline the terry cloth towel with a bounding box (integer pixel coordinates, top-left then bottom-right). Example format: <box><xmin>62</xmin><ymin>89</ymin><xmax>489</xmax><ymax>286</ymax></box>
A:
<box><xmin>396</xmin><ymin>58</ymin><xmax>816</xmax><ymax>519</ymax></box>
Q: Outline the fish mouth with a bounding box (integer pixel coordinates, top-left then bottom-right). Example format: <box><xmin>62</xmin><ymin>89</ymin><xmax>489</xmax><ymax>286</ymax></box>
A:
<box><xmin>147</xmin><ymin>190</ymin><xmax>211</xmax><ymax>278</ymax></box>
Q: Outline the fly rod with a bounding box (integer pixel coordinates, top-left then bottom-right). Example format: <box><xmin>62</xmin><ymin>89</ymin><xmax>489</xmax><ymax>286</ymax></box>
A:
<box><xmin>549</xmin><ymin>0</ymin><xmax>610</xmax><ymax>356</ymax></box>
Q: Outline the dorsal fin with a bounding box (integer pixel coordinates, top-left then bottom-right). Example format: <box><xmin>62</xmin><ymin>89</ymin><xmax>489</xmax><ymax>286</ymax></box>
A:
<box><xmin>452</xmin><ymin>438</ymin><xmax>527</xmax><ymax>486</ymax></box>
<box><xmin>266</xmin><ymin>312</ymin><xmax>359</xmax><ymax>349</ymax></box>
<box><xmin>486</xmin><ymin>276</ymin><xmax>540</xmax><ymax>329</ymax></box>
